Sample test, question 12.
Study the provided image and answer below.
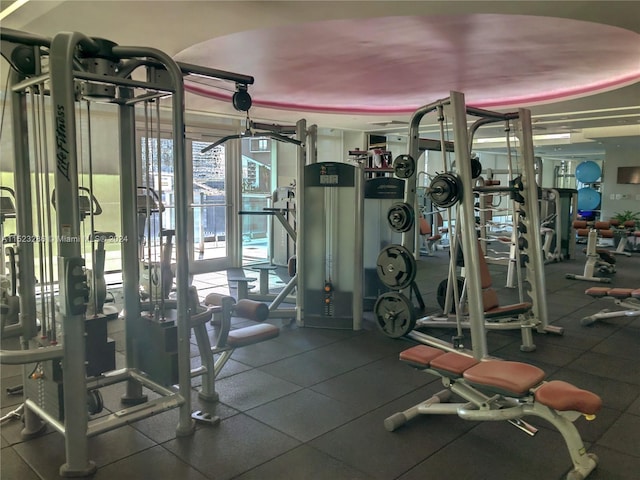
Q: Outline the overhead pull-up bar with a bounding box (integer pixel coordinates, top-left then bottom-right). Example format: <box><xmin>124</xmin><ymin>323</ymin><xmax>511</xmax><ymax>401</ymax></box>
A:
<box><xmin>200</xmin><ymin>122</ymin><xmax>302</xmax><ymax>153</ymax></box>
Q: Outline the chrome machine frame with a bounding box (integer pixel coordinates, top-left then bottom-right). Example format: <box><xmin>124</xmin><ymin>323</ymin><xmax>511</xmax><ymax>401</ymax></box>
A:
<box><xmin>398</xmin><ymin>92</ymin><xmax>560</xmax><ymax>359</ymax></box>
<box><xmin>0</xmin><ymin>27</ymin><xmax>253</xmax><ymax>476</ymax></box>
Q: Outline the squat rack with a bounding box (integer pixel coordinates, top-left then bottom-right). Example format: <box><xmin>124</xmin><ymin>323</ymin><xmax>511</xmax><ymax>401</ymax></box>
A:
<box><xmin>376</xmin><ymin>92</ymin><xmax>561</xmax><ymax>359</ymax></box>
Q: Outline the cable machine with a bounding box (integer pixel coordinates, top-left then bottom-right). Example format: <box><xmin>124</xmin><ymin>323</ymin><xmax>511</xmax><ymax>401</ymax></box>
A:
<box><xmin>297</xmin><ymin>145</ymin><xmax>364</xmax><ymax>330</ymax></box>
<box><xmin>200</xmin><ymin>118</ymin><xmax>312</xmax><ymax>319</ymax></box>
<box><xmin>0</xmin><ymin>27</ymin><xmax>253</xmax><ymax>476</ymax></box>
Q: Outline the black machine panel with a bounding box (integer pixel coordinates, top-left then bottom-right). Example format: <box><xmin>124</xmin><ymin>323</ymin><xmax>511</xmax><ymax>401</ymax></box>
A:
<box><xmin>304</xmin><ymin>162</ymin><xmax>355</xmax><ymax>188</ymax></box>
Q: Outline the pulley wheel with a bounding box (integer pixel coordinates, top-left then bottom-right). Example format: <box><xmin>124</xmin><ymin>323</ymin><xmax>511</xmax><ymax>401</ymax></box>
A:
<box><xmin>374</xmin><ymin>292</ymin><xmax>416</xmax><ymax>338</ymax></box>
<box><xmin>387</xmin><ymin>202</ymin><xmax>414</xmax><ymax>233</ymax></box>
<box><xmin>429</xmin><ymin>173</ymin><xmax>463</xmax><ymax>208</ymax></box>
<box><xmin>232</xmin><ymin>89</ymin><xmax>252</xmax><ymax>112</ymax></box>
<box><xmin>376</xmin><ymin>244</ymin><xmax>417</xmax><ymax>290</ymax></box>
<box><xmin>393</xmin><ymin>154</ymin><xmax>416</xmax><ymax>179</ymax></box>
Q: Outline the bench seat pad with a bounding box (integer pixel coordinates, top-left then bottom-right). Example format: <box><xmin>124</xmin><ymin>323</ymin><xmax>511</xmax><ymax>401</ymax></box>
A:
<box><xmin>535</xmin><ymin>380</ymin><xmax>602</xmax><ymax>415</ymax></box>
<box><xmin>463</xmin><ymin>360</ymin><xmax>545</xmax><ymax>396</ymax></box>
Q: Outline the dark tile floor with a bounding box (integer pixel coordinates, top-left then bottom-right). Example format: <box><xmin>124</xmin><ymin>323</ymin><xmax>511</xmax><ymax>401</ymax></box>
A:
<box><xmin>2</xmin><ymin>245</ymin><xmax>639</xmax><ymax>480</ymax></box>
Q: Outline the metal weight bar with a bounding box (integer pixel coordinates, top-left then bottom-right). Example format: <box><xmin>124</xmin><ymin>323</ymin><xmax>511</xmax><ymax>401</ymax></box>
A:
<box><xmin>387</xmin><ymin>202</ymin><xmax>414</xmax><ymax>233</ymax></box>
<box><xmin>373</xmin><ymin>292</ymin><xmax>416</xmax><ymax>338</ymax></box>
<box><xmin>376</xmin><ymin>244</ymin><xmax>417</xmax><ymax>290</ymax></box>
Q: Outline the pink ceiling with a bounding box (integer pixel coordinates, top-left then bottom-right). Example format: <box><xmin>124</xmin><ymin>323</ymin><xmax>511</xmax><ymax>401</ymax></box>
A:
<box><xmin>175</xmin><ymin>14</ymin><xmax>640</xmax><ymax>114</ymax></box>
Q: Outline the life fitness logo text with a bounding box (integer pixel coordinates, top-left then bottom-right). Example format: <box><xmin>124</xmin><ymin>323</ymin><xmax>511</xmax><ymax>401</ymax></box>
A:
<box><xmin>56</xmin><ymin>105</ymin><xmax>70</xmax><ymax>181</ymax></box>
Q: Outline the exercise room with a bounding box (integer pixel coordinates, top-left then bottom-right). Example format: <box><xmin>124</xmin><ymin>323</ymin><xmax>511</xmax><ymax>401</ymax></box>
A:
<box><xmin>1</xmin><ymin>2</ymin><xmax>639</xmax><ymax>479</ymax></box>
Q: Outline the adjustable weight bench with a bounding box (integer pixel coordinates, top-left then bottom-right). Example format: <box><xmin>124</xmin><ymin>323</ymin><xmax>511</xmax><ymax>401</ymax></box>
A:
<box><xmin>608</xmin><ymin>219</ymin><xmax>637</xmax><ymax>256</ymax></box>
<box><xmin>189</xmin><ymin>291</ymin><xmax>279</xmax><ymax>423</ymax></box>
<box><xmin>387</xmin><ymin>345</ymin><xmax>601</xmax><ymax>480</ymax></box>
<box><xmin>566</xmin><ymin>221</ymin><xmax>616</xmax><ymax>283</ymax></box>
<box><xmin>582</xmin><ymin>286</ymin><xmax>640</xmax><ymax>326</ymax></box>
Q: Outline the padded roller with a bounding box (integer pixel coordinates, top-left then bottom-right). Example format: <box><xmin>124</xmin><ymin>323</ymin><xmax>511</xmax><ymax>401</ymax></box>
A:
<box><xmin>572</xmin><ymin>220</ymin><xmax>588</xmax><ymax>229</ymax></box>
<box><xmin>235</xmin><ymin>299</ymin><xmax>269</xmax><ymax>322</ymax></box>
<box><xmin>204</xmin><ymin>293</ymin><xmax>234</xmax><ymax>307</ymax></box>
<box><xmin>288</xmin><ymin>255</ymin><xmax>297</xmax><ymax>277</ymax></box>
<box><xmin>227</xmin><ymin>323</ymin><xmax>279</xmax><ymax>348</ymax></box>
<box><xmin>594</xmin><ymin>221</ymin><xmax>610</xmax><ymax>230</ymax></box>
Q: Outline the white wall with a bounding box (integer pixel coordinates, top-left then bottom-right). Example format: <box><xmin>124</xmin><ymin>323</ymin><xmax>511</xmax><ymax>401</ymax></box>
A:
<box><xmin>600</xmin><ymin>143</ymin><xmax>640</xmax><ymax>220</ymax></box>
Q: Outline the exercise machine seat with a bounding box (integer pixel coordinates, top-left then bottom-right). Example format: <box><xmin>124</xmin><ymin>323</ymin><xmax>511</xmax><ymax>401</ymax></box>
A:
<box><xmin>585</xmin><ymin>286</ymin><xmax>611</xmax><ymax>298</ymax></box>
<box><xmin>477</xmin><ymin>240</ymin><xmax>532</xmax><ymax>318</ymax></box>
<box><xmin>430</xmin><ymin>351</ymin><xmax>479</xmax><ymax>377</ymax></box>
<box><xmin>606</xmin><ymin>288</ymin><xmax>635</xmax><ymax>299</ymax></box>
<box><xmin>463</xmin><ymin>360</ymin><xmax>545</xmax><ymax>397</ymax></box>
<box><xmin>534</xmin><ymin>380</ymin><xmax>602</xmax><ymax>415</ymax></box>
<box><xmin>227</xmin><ymin>323</ymin><xmax>279</xmax><ymax>348</ymax></box>
<box><xmin>482</xmin><ymin>289</ymin><xmax>532</xmax><ymax>318</ymax></box>
<box><xmin>586</xmin><ymin>287</ymin><xmax>640</xmax><ymax>299</ymax></box>
<box><xmin>419</xmin><ymin>217</ymin><xmax>442</xmax><ymax>241</ymax></box>
<box><xmin>399</xmin><ymin>344</ymin><xmax>444</xmax><ymax>368</ymax></box>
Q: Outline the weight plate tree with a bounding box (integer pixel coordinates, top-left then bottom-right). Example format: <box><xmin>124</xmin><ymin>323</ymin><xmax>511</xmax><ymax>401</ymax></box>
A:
<box><xmin>373</xmin><ymin>292</ymin><xmax>416</xmax><ymax>338</ymax></box>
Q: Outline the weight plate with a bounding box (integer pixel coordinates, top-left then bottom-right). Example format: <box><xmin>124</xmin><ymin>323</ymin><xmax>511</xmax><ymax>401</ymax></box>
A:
<box><xmin>393</xmin><ymin>154</ymin><xmax>416</xmax><ymax>179</ymax></box>
<box><xmin>387</xmin><ymin>202</ymin><xmax>414</xmax><ymax>233</ymax></box>
<box><xmin>376</xmin><ymin>244</ymin><xmax>417</xmax><ymax>290</ymax></box>
<box><xmin>471</xmin><ymin>157</ymin><xmax>482</xmax><ymax>179</ymax></box>
<box><xmin>374</xmin><ymin>292</ymin><xmax>416</xmax><ymax>338</ymax></box>
<box><xmin>436</xmin><ymin>277</ymin><xmax>465</xmax><ymax>314</ymax></box>
<box><xmin>429</xmin><ymin>173</ymin><xmax>463</xmax><ymax>208</ymax></box>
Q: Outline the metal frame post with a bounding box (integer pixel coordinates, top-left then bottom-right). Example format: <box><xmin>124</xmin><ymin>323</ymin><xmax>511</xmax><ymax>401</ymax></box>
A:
<box><xmin>450</xmin><ymin>91</ymin><xmax>488</xmax><ymax>359</ymax></box>
<box><xmin>517</xmin><ymin>108</ymin><xmax>550</xmax><ymax>332</ymax></box>
<box><xmin>49</xmin><ymin>31</ymin><xmax>99</xmax><ymax>477</ymax></box>
<box><xmin>295</xmin><ymin>119</ymin><xmax>307</xmax><ymax>326</ymax></box>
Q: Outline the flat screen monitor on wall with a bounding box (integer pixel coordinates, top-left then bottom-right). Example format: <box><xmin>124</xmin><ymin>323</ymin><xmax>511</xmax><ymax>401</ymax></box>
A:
<box><xmin>617</xmin><ymin>167</ymin><xmax>640</xmax><ymax>184</ymax></box>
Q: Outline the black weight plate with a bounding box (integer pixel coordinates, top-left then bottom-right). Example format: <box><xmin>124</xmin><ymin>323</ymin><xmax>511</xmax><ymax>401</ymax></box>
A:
<box><xmin>436</xmin><ymin>277</ymin><xmax>465</xmax><ymax>314</ymax></box>
<box><xmin>393</xmin><ymin>154</ymin><xmax>415</xmax><ymax>179</ymax></box>
<box><xmin>387</xmin><ymin>202</ymin><xmax>414</xmax><ymax>233</ymax></box>
<box><xmin>376</xmin><ymin>244</ymin><xmax>417</xmax><ymax>290</ymax></box>
<box><xmin>429</xmin><ymin>173</ymin><xmax>463</xmax><ymax>208</ymax></box>
<box><xmin>471</xmin><ymin>157</ymin><xmax>482</xmax><ymax>179</ymax></box>
<box><xmin>374</xmin><ymin>292</ymin><xmax>416</xmax><ymax>338</ymax></box>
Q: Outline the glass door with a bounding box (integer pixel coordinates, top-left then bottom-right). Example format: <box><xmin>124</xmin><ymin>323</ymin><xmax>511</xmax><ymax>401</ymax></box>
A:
<box><xmin>240</xmin><ymin>137</ymin><xmax>274</xmax><ymax>266</ymax></box>
<box><xmin>136</xmin><ymin>132</ymin><xmax>237</xmax><ymax>275</ymax></box>
<box><xmin>190</xmin><ymin>139</ymin><xmax>232</xmax><ymax>271</ymax></box>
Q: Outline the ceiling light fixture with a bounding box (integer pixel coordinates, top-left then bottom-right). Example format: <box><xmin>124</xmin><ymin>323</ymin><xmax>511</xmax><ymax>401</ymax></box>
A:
<box><xmin>474</xmin><ymin>133</ymin><xmax>571</xmax><ymax>144</ymax></box>
<box><xmin>0</xmin><ymin>0</ymin><xmax>30</xmax><ymax>21</ymax></box>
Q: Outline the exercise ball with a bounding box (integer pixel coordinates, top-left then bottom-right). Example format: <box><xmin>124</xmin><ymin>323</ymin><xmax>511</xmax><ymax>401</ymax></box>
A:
<box><xmin>577</xmin><ymin>187</ymin><xmax>601</xmax><ymax>211</ymax></box>
<box><xmin>575</xmin><ymin>161</ymin><xmax>601</xmax><ymax>183</ymax></box>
